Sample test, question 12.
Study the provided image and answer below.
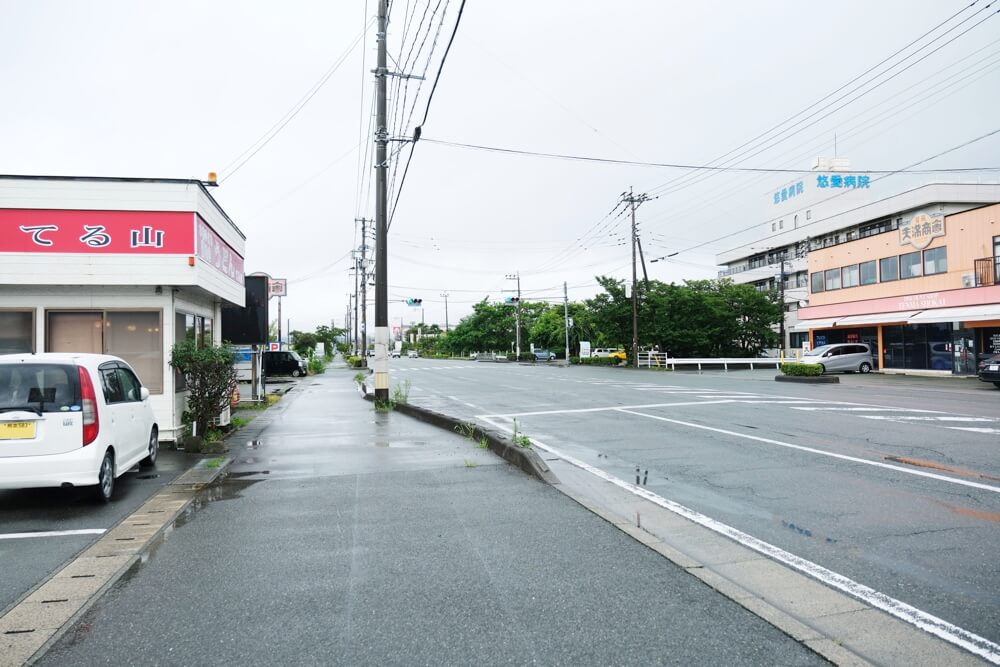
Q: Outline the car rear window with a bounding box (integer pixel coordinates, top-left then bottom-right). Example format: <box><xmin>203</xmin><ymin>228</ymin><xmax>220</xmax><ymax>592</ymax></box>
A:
<box><xmin>0</xmin><ymin>363</ymin><xmax>81</xmax><ymax>413</ymax></box>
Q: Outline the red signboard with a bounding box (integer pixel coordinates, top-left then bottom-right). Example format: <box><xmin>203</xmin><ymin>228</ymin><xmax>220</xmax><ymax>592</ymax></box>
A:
<box><xmin>0</xmin><ymin>209</ymin><xmax>195</xmax><ymax>254</ymax></box>
<box><xmin>196</xmin><ymin>216</ymin><xmax>244</xmax><ymax>284</ymax></box>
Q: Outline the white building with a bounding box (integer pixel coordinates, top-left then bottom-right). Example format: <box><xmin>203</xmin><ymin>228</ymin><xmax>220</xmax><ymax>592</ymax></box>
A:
<box><xmin>0</xmin><ymin>175</ymin><xmax>246</xmax><ymax>441</ymax></box>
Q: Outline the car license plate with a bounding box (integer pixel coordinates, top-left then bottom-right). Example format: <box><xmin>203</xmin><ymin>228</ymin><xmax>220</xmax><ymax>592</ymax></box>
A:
<box><xmin>990</xmin><ymin>364</ymin><xmax>999</xmax><ymax>372</ymax></box>
<box><xmin>0</xmin><ymin>421</ymin><xmax>36</xmax><ymax>440</ymax></box>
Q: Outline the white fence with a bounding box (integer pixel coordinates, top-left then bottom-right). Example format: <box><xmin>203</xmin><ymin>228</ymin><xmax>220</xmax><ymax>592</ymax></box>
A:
<box><xmin>638</xmin><ymin>352</ymin><xmax>784</xmax><ymax>371</ymax></box>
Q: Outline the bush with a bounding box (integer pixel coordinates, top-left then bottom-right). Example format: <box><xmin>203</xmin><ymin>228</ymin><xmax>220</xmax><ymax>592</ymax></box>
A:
<box><xmin>170</xmin><ymin>340</ymin><xmax>237</xmax><ymax>438</ymax></box>
<box><xmin>577</xmin><ymin>356</ymin><xmax>619</xmax><ymax>366</ymax></box>
<box><xmin>569</xmin><ymin>356</ymin><xmax>581</xmax><ymax>365</ymax></box>
<box><xmin>308</xmin><ymin>357</ymin><xmax>325</xmax><ymax>374</ymax></box>
<box><xmin>781</xmin><ymin>362</ymin><xmax>823</xmax><ymax>377</ymax></box>
<box><xmin>517</xmin><ymin>352</ymin><xmax>535</xmax><ymax>362</ymax></box>
<box><xmin>347</xmin><ymin>355</ymin><xmax>365</xmax><ymax>368</ymax></box>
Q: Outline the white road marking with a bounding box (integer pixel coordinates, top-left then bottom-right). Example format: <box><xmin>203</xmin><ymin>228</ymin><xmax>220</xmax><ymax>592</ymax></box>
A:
<box><xmin>613</xmin><ymin>408</ymin><xmax>1000</xmax><ymax>494</ymax></box>
<box><xmin>490</xmin><ymin>399</ymin><xmax>736</xmax><ymax>418</ymax></box>
<box><xmin>792</xmin><ymin>406</ymin><xmax>945</xmax><ymax>413</ymax></box>
<box><xmin>447</xmin><ymin>395</ymin><xmax>477</xmax><ymax>408</ymax></box>
<box><xmin>947</xmin><ymin>427</ymin><xmax>1000</xmax><ymax>434</ymax></box>
<box><xmin>475</xmin><ymin>415</ymin><xmax>1000</xmax><ymax>664</ymax></box>
<box><xmin>860</xmin><ymin>416</ymin><xmax>997</xmax><ymax>422</ymax></box>
<box><xmin>0</xmin><ymin>529</ymin><xmax>106</xmax><ymax>540</ymax></box>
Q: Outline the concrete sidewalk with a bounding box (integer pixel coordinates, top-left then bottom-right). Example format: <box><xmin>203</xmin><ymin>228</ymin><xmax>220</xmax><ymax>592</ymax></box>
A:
<box><xmin>36</xmin><ymin>365</ymin><xmax>825</xmax><ymax>666</ymax></box>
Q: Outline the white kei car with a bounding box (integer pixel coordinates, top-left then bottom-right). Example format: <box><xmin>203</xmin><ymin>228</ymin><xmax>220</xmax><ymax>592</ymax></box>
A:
<box><xmin>0</xmin><ymin>353</ymin><xmax>158</xmax><ymax>502</ymax></box>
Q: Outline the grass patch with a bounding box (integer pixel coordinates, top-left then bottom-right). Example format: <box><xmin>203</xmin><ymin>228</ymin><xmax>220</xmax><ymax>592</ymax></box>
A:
<box><xmin>464</xmin><ymin>459</ymin><xmax>477</xmax><ymax>468</ymax></box>
<box><xmin>477</xmin><ymin>435</ymin><xmax>490</xmax><ymax>449</ymax></box>
<box><xmin>391</xmin><ymin>380</ymin><xmax>411</xmax><ymax>405</ymax></box>
<box><xmin>512</xmin><ymin>419</ymin><xmax>532</xmax><ymax>448</ymax></box>
<box><xmin>455</xmin><ymin>422</ymin><xmax>477</xmax><ymax>439</ymax></box>
<box><xmin>205</xmin><ymin>456</ymin><xmax>225</xmax><ymax>469</ymax></box>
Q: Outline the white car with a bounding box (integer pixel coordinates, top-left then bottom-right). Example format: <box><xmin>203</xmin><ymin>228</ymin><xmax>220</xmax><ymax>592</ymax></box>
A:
<box><xmin>408</xmin><ymin>351</ymin><xmax>419</xmax><ymax>358</ymax></box>
<box><xmin>0</xmin><ymin>353</ymin><xmax>158</xmax><ymax>502</ymax></box>
<box><xmin>390</xmin><ymin>349</ymin><xmax>400</xmax><ymax>358</ymax></box>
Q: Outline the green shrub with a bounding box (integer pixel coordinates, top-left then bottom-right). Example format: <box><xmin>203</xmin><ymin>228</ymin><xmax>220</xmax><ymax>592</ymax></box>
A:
<box><xmin>170</xmin><ymin>340</ymin><xmax>237</xmax><ymax>438</ymax></box>
<box><xmin>308</xmin><ymin>357</ymin><xmax>325</xmax><ymax>374</ymax></box>
<box><xmin>347</xmin><ymin>355</ymin><xmax>365</xmax><ymax>368</ymax></box>
<box><xmin>569</xmin><ymin>356</ymin><xmax>581</xmax><ymax>365</ymax></box>
<box><xmin>781</xmin><ymin>362</ymin><xmax>823</xmax><ymax>377</ymax></box>
<box><xmin>517</xmin><ymin>352</ymin><xmax>535</xmax><ymax>362</ymax></box>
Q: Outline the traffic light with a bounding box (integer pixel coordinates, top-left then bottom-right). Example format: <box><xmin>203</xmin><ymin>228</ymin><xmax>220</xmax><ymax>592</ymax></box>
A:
<box><xmin>406</xmin><ymin>298</ymin><xmax>423</xmax><ymax>306</ymax></box>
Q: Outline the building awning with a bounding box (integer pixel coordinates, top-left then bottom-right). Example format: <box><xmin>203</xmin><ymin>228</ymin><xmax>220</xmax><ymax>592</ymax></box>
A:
<box><xmin>790</xmin><ymin>318</ymin><xmax>839</xmax><ymax>331</ymax></box>
<box><xmin>834</xmin><ymin>311</ymin><xmax>918</xmax><ymax>326</ymax></box>
<box><xmin>908</xmin><ymin>305</ymin><xmax>1000</xmax><ymax>324</ymax></box>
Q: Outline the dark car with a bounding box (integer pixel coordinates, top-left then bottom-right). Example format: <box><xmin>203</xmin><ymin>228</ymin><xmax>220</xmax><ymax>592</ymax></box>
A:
<box><xmin>978</xmin><ymin>353</ymin><xmax>1000</xmax><ymax>388</ymax></box>
<box><xmin>532</xmin><ymin>349</ymin><xmax>556</xmax><ymax>361</ymax></box>
<box><xmin>263</xmin><ymin>350</ymin><xmax>307</xmax><ymax>377</ymax></box>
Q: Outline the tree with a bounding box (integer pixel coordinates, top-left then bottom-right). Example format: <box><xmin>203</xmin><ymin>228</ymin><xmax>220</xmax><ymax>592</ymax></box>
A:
<box><xmin>315</xmin><ymin>325</ymin><xmax>345</xmax><ymax>356</ymax></box>
<box><xmin>441</xmin><ymin>299</ymin><xmax>516</xmax><ymax>354</ymax></box>
<box><xmin>290</xmin><ymin>330</ymin><xmax>318</xmax><ymax>357</ymax></box>
<box><xmin>169</xmin><ymin>340</ymin><xmax>237</xmax><ymax>439</ymax></box>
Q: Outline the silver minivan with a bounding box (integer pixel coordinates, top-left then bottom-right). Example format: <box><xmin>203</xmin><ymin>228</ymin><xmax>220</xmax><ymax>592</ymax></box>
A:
<box><xmin>802</xmin><ymin>343</ymin><xmax>874</xmax><ymax>374</ymax></box>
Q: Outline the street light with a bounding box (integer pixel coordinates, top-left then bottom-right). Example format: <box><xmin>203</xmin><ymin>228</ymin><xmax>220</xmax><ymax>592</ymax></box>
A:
<box><xmin>505</xmin><ymin>272</ymin><xmax>521</xmax><ymax>357</ymax></box>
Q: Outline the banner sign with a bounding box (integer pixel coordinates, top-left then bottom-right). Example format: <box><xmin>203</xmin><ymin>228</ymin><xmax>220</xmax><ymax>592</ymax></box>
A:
<box><xmin>0</xmin><ymin>209</ymin><xmax>195</xmax><ymax>254</ymax></box>
<box><xmin>196</xmin><ymin>215</ymin><xmax>244</xmax><ymax>285</ymax></box>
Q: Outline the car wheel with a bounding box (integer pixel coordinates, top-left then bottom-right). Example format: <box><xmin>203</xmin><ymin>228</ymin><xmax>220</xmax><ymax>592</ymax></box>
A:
<box><xmin>141</xmin><ymin>427</ymin><xmax>158</xmax><ymax>468</ymax></box>
<box><xmin>95</xmin><ymin>450</ymin><xmax>115</xmax><ymax>503</ymax></box>
<box><xmin>859</xmin><ymin>362</ymin><xmax>872</xmax><ymax>374</ymax></box>
<box><xmin>994</xmin><ymin>382</ymin><xmax>1000</xmax><ymax>389</ymax></box>
<box><xmin>291</xmin><ymin>369</ymin><xmax>302</xmax><ymax>377</ymax></box>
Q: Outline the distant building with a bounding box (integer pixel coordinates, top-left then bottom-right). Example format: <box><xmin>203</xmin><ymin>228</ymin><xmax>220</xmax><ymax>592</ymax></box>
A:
<box><xmin>716</xmin><ymin>160</ymin><xmax>1000</xmax><ymax>374</ymax></box>
<box><xmin>0</xmin><ymin>175</ymin><xmax>246</xmax><ymax>439</ymax></box>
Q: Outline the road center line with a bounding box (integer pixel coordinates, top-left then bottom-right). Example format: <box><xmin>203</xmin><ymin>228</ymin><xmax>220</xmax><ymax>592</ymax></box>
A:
<box><xmin>614</xmin><ymin>408</ymin><xmax>1000</xmax><ymax>494</ymax></box>
<box><xmin>0</xmin><ymin>528</ymin><xmax>106</xmax><ymax>540</ymax></box>
<box><xmin>490</xmin><ymin>399</ymin><xmax>735</xmax><ymax>418</ymax></box>
<box><xmin>475</xmin><ymin>415</ymin><xmax>1000</xmax><ymax>664</ymax></box>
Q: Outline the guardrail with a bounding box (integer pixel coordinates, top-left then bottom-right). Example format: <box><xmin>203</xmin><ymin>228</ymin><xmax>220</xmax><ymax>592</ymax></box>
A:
<box><xmin>638</xmin><ymin>352</ymin><xmax>784</xmax><ymax>371</ymax></box>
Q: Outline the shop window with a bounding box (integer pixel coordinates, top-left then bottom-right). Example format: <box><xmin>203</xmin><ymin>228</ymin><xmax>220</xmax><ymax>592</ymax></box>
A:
<box><xmin>810</xmin><ymin>272</ymin><xmax>825</xmax><ymax>294</ymax></box>
<box><xmin>841</xmin><ymin>264</ymin><xmax>859</xmax><ymax>288</ymax></box>
<box><xmin>0</xmin><ymin>311</ymin><xmax>33</xmax><ymax>354</ymax></box>
<box><xmin>824</xmin><ymin>268</ymin><xmax>841</xmax><ymax>290</ymax></box>
<box><xmin>47</xmin><ymin>310</ymin><xmax>163</xmax><ymax>393</ymax></box>
<box><xmin>923</xmin><ymin>247</ymin><xmax>947</xmax><ymax>275</ymax></box>
<box><xmin>900</xmin><ymin>251</ymin><xmax>922</xmax><ymax>279</ymax></box>
<box><xmin>860</xmin><ymin>260</ymin><xmax>877</xmax><ymax>285</ymax></box>
<box><xmin>880</xmin><ymin>256</ymin><xmax>898</xmax><ymax>282</ymax></box>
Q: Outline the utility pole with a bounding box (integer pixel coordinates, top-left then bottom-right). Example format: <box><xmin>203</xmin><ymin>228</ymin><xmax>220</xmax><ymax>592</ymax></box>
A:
<box><xmin>778</xmin><ymin>258</ymin><xmax>786</xmax><ymax>358</ymax></box>
<box><xmin>357</xmin><ymin>217</ymin><xmax>370</xmax><ymax>356</ymax></box>
<box><xmin>622</xmin><ymin>188</ymin><xmax>649</xmax><ymax>368</ymax></box>
<box><xmin>505</xmin><ymin>272</ymin><xmax>521</xmax><ymax>357</ymax></box>
<box><xmin>563</xmin><ymin>281</ymin><xmax>570</xmax><ymax>362</ymax></box>
<box><xmin>440</xmin><ymin>292</ymin><xmax>450</xmax><ymax>333</ymax></box>
<box><xmin>351</xmin><ymin>256</ymin><xmax>360</xmax><ymax>356</ymax></box>
<box><xmin>373</xmin><ymin>0</ymin><xmax>390</xmax><ymax>402</ymax></box>
<box><xmin>277</xmin><ymin>297</ymin><xmax>283</xmax><ymax>349</ymax></box>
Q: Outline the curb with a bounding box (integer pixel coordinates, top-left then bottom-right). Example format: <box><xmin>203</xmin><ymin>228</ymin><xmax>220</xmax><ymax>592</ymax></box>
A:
<box><xmin>358</xmin><ymin>384</ymin><xmax>558</xmax><ymax>485</ymax></box>
<box><xmin>774</xmin><ymin>375</ymin><xmax>840</xmax><ymax>384</ymax></box>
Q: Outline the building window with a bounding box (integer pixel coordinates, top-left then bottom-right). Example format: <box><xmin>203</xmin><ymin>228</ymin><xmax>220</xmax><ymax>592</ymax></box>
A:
<box><xmin>806</xmin><ymin>209</ymin><xmax>812</xmax><ymax>220</ymax></box>
<box><xmin>900</xmin><ymin>251</ymin><xmax>922</xmax><ymax>279</ymax></box>
<box><xmin>825</xmin><ymin>268</ymin><xmax>841</xmax><ymax>290</ymax></box>
<box><xmin>880</xmin><ymin>256</ymin><xmax>899</xmax><ymax>282</ymax></box>
<box><xmin>0</xmin><ymin>311</ymin><xmax>33</xmax><ymax>354</ymax></box>
<box><xmin>771</xmin><ymin>222</ymin><xmax>776</xmax><ymax>232</ymax></box>
<box><xmin>842</xmin><ymin>264</ymin><xmax>860</xmax><ymax>288</ymax></box>
<box><xmin>47</xmin><ymin>310</ymin><xmax>163</xmax><ymax>393</ymax></box>
<box><xmin>794</xmin><ymin>214</ymin><xmax>798</xmax><ymax>228</ymax></box>
<box><xmin>923</xmin><ymin>247</ymin><xmax>947</xmax><ymax>275</ymax></box>
<box><xmin>779</xmin><ymin>220</ymin><xmax>784</xmax><ymax>230</ymax></box>
<box><xmin>811</xmin><ymin>272</ymin><xmax>825</xmax><ymax>293</ymax></box>
<box><xmin>860</xmin><ymin>260</ymin><xmax>877</xmax><ymax>285</ymax></box>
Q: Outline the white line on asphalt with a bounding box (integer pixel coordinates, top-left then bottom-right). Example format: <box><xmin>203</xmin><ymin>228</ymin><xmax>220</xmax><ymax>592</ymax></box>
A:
<box><xmin>860</xmin><ymin>416</ymin><xmax>997</xmax><ymax>422</ymax></box>
<box><xmin>947</xmin><ymin>427</ymin><xmax>1000</xmax><ymax>434</ymax></box>
<box><xmin>475</xmin><ymin>415</ymin><xmax>1000</xmax><ymax>664</ymax></box>
<box><xmin>447</xmin><ymin>395</ymin><xmax>478</xmax><ymax>408</ymax></box>
<box><xmin>792</xmin><ymin>406</ymin><xmax>945</xmax><ymax>413</ymax></box>
<box><xmin>614</xmin><ymin>408</ymin><xmax>1000</xmax><ymax>494</ymax></box>
<box><xmin>489</xmin><ymin>399</ymin><xmax>736</xmax><ymax>418</ymax></box>
<box><xmin>0</xmin><ymin>529</ymin><xmax>106</xmax><ymax>540</ymax></box>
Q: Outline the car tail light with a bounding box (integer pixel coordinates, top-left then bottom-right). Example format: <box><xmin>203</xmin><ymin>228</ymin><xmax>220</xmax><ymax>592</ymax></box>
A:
<box><xmin>78</xmin><ymin>366</ymin><xmax>100</xmax><ymax>446</ymax></box>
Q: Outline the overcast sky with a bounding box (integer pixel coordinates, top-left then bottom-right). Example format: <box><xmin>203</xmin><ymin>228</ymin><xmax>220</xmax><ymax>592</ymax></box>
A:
<box><xmin>2</xmin><ymin>1</ymin><xmax>999</xmax><ymax>336</ymax></box>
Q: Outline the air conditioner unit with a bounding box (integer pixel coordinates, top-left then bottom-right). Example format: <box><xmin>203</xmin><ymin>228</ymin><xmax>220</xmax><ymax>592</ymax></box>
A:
<box><xmin>961</xmin><ymin>273</ymin><xmax>975</xmax><ymax>288</ymax></box>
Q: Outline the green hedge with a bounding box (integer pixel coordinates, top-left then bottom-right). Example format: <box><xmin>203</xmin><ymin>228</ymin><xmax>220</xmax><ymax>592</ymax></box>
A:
<box><xmin>575</xmin><ymin>356</ymin><xmax>621</xmax><ymax>366</ymax></box>
<box><xmin>347</xmin><ymin>355</ymin><xmax>365</xmax><ymax>368</ymax></box>
<box><xmin>781</xmin><ymin>362</ymin><xmax>823</xmax><ymax>376</ymax></box>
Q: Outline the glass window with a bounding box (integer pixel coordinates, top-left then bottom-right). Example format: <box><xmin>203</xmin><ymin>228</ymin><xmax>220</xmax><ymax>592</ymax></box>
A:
<box><xmin>105</xmin><ymin>312</ymin><xmax>162</xmax><ymax>393</ymax></box>
<box><xmin>0</xmin><ymin>311</ymin><xmax>33</xmax><ymax>354</ymax></box>
<box><xmin>47</xmin><ymin>312</ymin><xmax>103</xmax><ymax>353</ymax></box>
<box><xmin>842</xmin><ymin>264</ymin><xmax>859</xmax><ymax>288</ymax></box>
<box><xmin>806</xmin><ymin>209</ymin><xmax>811</xmax><ymax>220</ymax></box>
<box><xmin>116</xmin><ymin>367</ymin><xmax>143</xmax><ymax>402</ymax></box>
<box><xmin>900</xmin><ymin>251</ymin><xmax>922</xmax><ymax>279</ymax></box>
<box><xmin>202</xmin><ymin>318</ymin><xmax>214</xmax><ymax>346</ymax></box>
<box><xmin>923</xmin><ymin>247</ymin><xmax>947</xmax><ymax>275</ymax></box>
<box><xmin>185</xmin><ymin>314</ymin><xmax>196</xmax><ymax>342</ymax></box>
<box><xmin>100</xmin><ymin>367</ymin><xmax>125</xmax><ymax>404</ymax></box>
<box><xmin>860</xmin><ymin>260</ymin><xmax>877</xmax><ymax>285</ymax></box>
<box><xmin>810</xmin><ymin>272</ymin><xmax>825</xmax><ymax>293</ymax></box>
<box><xmin>880</xmin><ymin>256</ymin><xmax>898</xmax><ymax>282</ymax></box>
<box><xmin>175</xmin><ymin>313</ymin><xmax>188</xmax><ymax>392</ymax></box>
<box><xmin>825</xmin><ymin>268</ymin><xmax>841</xmax><ymax>290</ymax></box>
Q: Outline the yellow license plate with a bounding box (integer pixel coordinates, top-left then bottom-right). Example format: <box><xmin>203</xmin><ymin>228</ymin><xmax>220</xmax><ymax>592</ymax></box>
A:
<box><xmin>0</xmin><ymin>422</ymin><xmax>36</xmax><ymax>440</ymax></box>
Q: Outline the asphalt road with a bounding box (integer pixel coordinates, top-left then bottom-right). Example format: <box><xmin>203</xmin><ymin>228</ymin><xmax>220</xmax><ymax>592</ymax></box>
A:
<box><xmin>388</xmin><ymin>359</ymin><xmax>1000</xmax><ymax>646</ymax></box>
<box><xmin>0</xmin><ymin>449</ymin><xmax>187</xmax><ymax>614</ymax></box>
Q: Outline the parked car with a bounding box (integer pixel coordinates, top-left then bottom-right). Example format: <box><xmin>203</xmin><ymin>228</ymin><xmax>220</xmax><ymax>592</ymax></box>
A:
<box><xmin>0</xmin><ymin>352</ymin><xmax>158</xmax><ymax>502</ymax></box>
<box><xmin>390</xmin><ymin>349</ymin><xmax>400</xmax><ymax>358</ymax></box>
<box><xmin>978</xmin><ymin>353</ymin><xmax>1000</xmax><ymax>388</ymax></box>
<box><xmin>801</xmin><ymin>343</ymin><xmax>874</xmax><ymax>374</ymax></box>
<box><xmin>408</xmin><ymin>350</ymin><xmax>419</xmax><ymax>359</ymax></box>
<box><xmin>591</xmin><ymin>348</ymin><xmax>627</xmax><ymax>360</ymax></box>
<box><xmin>533</xmin><ymin>349</ymin><xmax>556</xmax><ymax>361</ymax></box>
<box><xmin>263</xmin><ymin>350</ymin><xmax>308</xmax><ymax>377</ymax></box>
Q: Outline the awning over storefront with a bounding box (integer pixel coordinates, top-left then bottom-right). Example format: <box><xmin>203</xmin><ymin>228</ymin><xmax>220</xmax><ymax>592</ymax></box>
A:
<box><xmin>790</xmin><ymin>318</ymin><xmax>838</xmax><ymax>331</ymax></box>
<box><xmin>907</xmin><ymin>305</ymin><xmax>1000</xmax><ymax>324</ymax></box>
<box><xmin>834</xmin><ymin>311</ymin><xmax>918</xmax><ymax>326</ymax></box>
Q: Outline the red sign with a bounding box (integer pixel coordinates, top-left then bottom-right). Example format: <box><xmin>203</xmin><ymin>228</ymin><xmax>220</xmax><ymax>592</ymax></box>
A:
<box><xmin>196</xmin><ymin>216</ymin><xmax>244</xmax><ymax>284</ymax></box>
<box><xmin>0</xmin><ymin>209</ymin><xmax>195</xmax><ymax>254</ymax></box>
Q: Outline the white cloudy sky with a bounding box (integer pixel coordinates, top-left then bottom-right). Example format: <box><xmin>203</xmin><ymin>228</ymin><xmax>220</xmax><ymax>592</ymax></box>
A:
<box><xmin>2</xmin><ymin>1</ymin><xmax>999</xmax><ymax>334</ymax></box>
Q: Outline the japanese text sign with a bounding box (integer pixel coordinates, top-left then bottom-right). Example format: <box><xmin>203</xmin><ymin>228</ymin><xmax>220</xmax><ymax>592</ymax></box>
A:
<box><xmin>0</xmin><ymin>209</ymin><xmax>195</xmax><ymax>253</ymax></box>
<box><xmin>899</xmin><ymin>212</ymin><xmax>945</xmax><ymax>250</ymax></box>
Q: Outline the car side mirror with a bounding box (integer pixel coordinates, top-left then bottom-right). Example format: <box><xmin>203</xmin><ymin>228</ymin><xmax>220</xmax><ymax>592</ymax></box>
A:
<box><xmin>140</xmin><ymin>386</ymin><xmax>150</xmax><ymax>401</ymax></box>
